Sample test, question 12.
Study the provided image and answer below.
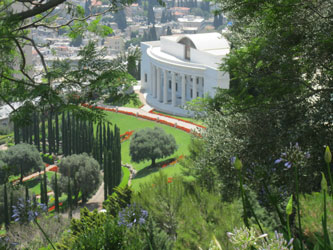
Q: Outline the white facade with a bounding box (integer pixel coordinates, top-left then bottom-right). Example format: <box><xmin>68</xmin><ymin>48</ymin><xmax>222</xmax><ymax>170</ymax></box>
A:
<box><xmin>140</xmin><ymin>32</ymin><xmax>229</xmax><ymax>114</ymax></box>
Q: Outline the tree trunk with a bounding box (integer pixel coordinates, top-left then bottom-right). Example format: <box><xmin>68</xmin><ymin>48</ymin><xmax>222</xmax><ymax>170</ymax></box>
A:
<box><xmin>152</xmin><ymin>158</ymin><xmax>156</xmax><ymax>167</ymax></box>
<box><xmin>4</xmin><ymin>183</ymin><xmax>9</xmax><ymax>229</ymax></box>
<box><xmin>20</xmin><ymin>163</ymin><xmax>23</xmax><ymax>184</ymax></box>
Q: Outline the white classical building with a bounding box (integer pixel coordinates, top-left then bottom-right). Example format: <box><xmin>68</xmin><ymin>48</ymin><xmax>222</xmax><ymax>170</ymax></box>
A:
<box><xmin>140</xmin><ymin>32</ymin><xmax>229</xmax><ymax>115</ymax></box>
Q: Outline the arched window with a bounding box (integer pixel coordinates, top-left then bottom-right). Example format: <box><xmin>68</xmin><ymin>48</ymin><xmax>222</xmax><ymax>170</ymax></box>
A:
<box><xmin>178</xmin><ymin>37</ymin><xmax>196</xmax><ymax>60</ymax></box>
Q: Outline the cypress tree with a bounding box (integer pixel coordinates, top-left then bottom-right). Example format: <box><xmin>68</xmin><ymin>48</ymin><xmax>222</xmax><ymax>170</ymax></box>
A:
<box><xmin>33</xmin><ymin>112</ymin><xmax>38</xmax><ymax>148</ymax></box>
<box><xmin>108</xmin><ymin>150</ymin><xmax>113</xmax><ymax>194</ymax></box>
<box><xmin>41</xmin><ymin>114</ymin><xmax>46</xmax><ymax>154</ymax></box>
<box><xmin>10</xmin><ymin>191</ymin><xmax>13</xmax><ymax>221</ymax></box>
<box><xmin>29</xmin><ymin>123</ymin><xmax>33</xmax><ymax>145</ymax></box>
<box><xmin>25</xmin><ymin>185</ymin><xmax>29</xmax><ymax>202</ymax></box>
<box><xmin>71</xmin><ymin>113</ymin><xmax>76</xmax><ymax>154</ymax></box>
<box><xmin>48</xmin><ymin>112</ymin><xmax>53</xmax><ymax>154</ymax></box>
<box><xmin>68</xmin><ymin>177</ymin><xmax>72</xmax><ymax>219</ymax></box>
<box><xmin>62</xmin><ymin>112</ymin><xmax>67</xmax><ymax>155</ymax></box>
<box><xmin>3</xmin><ymin>183</ymin><xmax>9</xmax><ymax>228</ymax></box>
<box><xmin>36</xmin><ymin>113</ymin><xmax>40</xmax><ymax>151</ymax></box>
<box><xmin>43</xmin><ymin>168</ymin><xmax>48</xmax><ymax>207</ymax></box>
<box><xmin>99</xmin><ymin>122</ymin><xmax>103</xmax><ymax>166</ymax></box>
<box><xmin>13</xmin><ymin>121</ymin><xmax>19</xmax><ymax>144</ymax></box>
<box><xmin>55</xmin><ymin>113</ymin><xmax>59</xmax><ymax>154</ymax></box>
<box><xmin>40</xmin><ymin>174</ymin><xmax>44</xmax><ymax>204</ymax></box>
<box><xmin>73</xmin><ymin>179</ymin><xmax>78</xmax><ymax>207</ymax></box>
<box><xmin>67</xmin><ymin>112</ymin><xmax>71</xmax><ymax>155</ymax></box>
<box><xmin>22</xmin><ymin>126</ymin><xmax>26</xmax><ymax>143</ymax></box>
<box><xmin>104</xmin><ymin>149</ymin><xmax>108</xmax><ymax>199</ymax></box>
<box><xmin>54</xmin><ymin>171</ymin><xmax>59</xmax><ymax>213</ymax></box>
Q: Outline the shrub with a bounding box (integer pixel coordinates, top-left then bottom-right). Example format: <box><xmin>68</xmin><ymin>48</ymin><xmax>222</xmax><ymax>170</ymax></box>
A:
<box><xmin>132</xmin><ymin>172</ymin><xmax>244</xmax><ymax>249</ymax></box>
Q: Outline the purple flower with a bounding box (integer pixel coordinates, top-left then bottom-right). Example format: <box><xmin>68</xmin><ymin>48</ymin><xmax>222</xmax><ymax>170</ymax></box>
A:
<box><xmin>230</xmin><ymin>156</ymin><xmax>236</xmax><ymax>165</ymax></box>
<box><xmin>118</xmin><ymin>203</ymin><xmax>149</xmax><ymax>228</ymax></box>
<box><xmin>284</xmin><ymin>162</ymin><xmax>292</xmax><ymax>169</ymax></box>
<box><xmin>274</xmin><ymin>158</ymin><xmax>282</xmax><ymax>164</ymax></box>
<box><xmin>12</xmin><ymin>198</ymin><xmax>47</xmax><ymax>224</ymax></box>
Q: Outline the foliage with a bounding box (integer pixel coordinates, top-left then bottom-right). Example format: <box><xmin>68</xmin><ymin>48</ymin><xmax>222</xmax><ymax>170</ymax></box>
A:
<box><xmin>4</xmin><ymin>143</ymin><xmax>43</xmax><ymax>183</ymax></box>
<box><xmin>129</xmin><ymin>127</ymin><xmax>177</xmax><ymax>167</ymax></box>
<box><xmin>227</xmin><ymin>227</ymin><xmax>293</xmax><ymax>250</ymax></box>
<box><xmin>56</xmin><ymin>153</ymin><xmax>100</xmax><ymax>203</ymax></box>
<box><xmin>133</xmin><ymin>173</ymin><xmax>244</xmax><ymax>249</ymax></box>
<box><xmin>103</xmin><ymin>185</ymin><xmax>132</xmax><ymax>217</ymax></box>
<box><xmin>299</xmin><ymin>192</ymin><xmax>333</xmax><ymax>243</ymax></box>
<box><xmin>207</xmin><ymin>0</ymin><xmax>333</xmax><ymax>196</ymax></box>
<box><xmin>4</xmin><ymin>215</ymin><xmax>69</xmax><ymax>249</ymax></box>
<box><xmin>57</xmin><ymin>208</ymin><xmax>124</xmax><ymax>250</ymax></box>
<box><xmin>0</xmin><ymin>0</ymin><xmax>136</xmax><ymax>124</ymax></box>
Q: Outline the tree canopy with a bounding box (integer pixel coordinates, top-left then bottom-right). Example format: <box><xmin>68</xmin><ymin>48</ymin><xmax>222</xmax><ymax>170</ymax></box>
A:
<box><xmin>4</xmin><ymin>143</ymin><xmax>43</xmax><ymax>183</ymax></box>
<box><xmin>57</xmin><ymin>153</ymin><xmax>100</xmax><ymax>203</ymax></box>
<box><xmin>0</xmin><ymin>0</ymin><xmax>136</xmax><ymax>125</ymax></box>
<box><xmin>188</xmin><ymin>0</ymin><xmax>333</xmax><ymax>200</ymax></box>
<box><xmin>129</xmin><ymin>127</ymin><xmax>177</xmax><ymax>167</ymax></box>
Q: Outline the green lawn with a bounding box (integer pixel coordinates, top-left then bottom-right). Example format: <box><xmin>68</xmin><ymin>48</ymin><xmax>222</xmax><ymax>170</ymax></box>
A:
<box><xmin>105</xmin><ymin>111</ymin><xmax>192</xmax><ymax>172</ymax></box>
<box><xmin>104</xmin><ymin>111</ymin><xmax>192</xmax><ymax>190</ymax></box>
<box><xmin>130</xmin><ymin>163</ymin><xmax>184</xmax><ymax>190</ymax></box>
<box><xmin>151</xmin><ymin>110</ymin><xmax>206</xmax><ymax>126</ymax></box>
<box><xmin>24</xmin><ymin>171</ymin><xmax>55</xmax><ymax>195</ymax></box>
<box><xmin>119</xmin><ymin>166</ymin><xmax>130</xmax><ymax>188</ymax></box>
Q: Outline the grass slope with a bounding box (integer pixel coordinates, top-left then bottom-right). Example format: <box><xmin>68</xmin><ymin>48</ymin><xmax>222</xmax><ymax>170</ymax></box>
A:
<box><xmin>105</xmin><ymin>111</ymin><xmax>192</xmax><ymax>190</ymax></box>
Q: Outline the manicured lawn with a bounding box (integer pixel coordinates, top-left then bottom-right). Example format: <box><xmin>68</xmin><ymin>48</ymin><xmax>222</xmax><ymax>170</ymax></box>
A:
<box><xmin>105</xmin><ymin>111</ymin><xmax>192</xmax><ymax>172</ymax></box>
<box><xmin>119</xmin><ymin>166</ymin><xmax>130</xmax><ymax>188</ymax></box>
<box><xmin>151</xmin><ymin>110</ymin><xmax>206</xmax><ymax>126</ymax></box>
<box><xmin>24</xmin><ymin>171</ymin><xmax>55</xmax><ymax>195</ymax></box>
<box><xmin>130</xmin><ymin>163</ymin><xmax>185</xmax><ymax>191</ymax></box>
<box><xmin>103</xmin><ymin>111</ymin><xmax>193</xmax><ymax>190</ymax></box>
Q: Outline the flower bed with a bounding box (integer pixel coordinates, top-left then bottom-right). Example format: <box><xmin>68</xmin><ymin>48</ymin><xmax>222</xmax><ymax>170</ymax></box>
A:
<box><xmin>82</xmin><ymin>103</ymin><xmax>202</xmax><ymax>134</ymax></box>
<box><xmin>48</xmin><ymin>202</ymin><xmax>63</xmax><ymax>212</ymax></box>
<box><xmin>161</xmin><ymin>155</ymin><xmax>184</xmax><ymax>168</ymax></box>
<box><xmin>48</xmin><ymin>165</ymin><xmax>58</xmax><ymax>172</ymax></box>
<box><xmin>120</xmin><ymin>130</ymin><xmax>134</xmax><ymax>143</ymax></box>
<box><xmin>149</xmin><ymin>110</ymin><xmax>206</xmax><ymax>129</ymax></box>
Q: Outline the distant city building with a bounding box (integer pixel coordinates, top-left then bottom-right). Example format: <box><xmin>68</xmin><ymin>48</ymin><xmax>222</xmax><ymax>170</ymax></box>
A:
<box><xmin>169</xmin><ymin>7</ymin><xmax>190</xmax><ymax>17</ymax></box>
<box><xmin>140</xmin><ymin>32</ymin><xmax>229</xmax><ymax>115</ymax></box>
<box><xmin>178</xmin><ymin>15</ymin><xmax>205</xmax><ymax>34</ymax></box>
<box><xmin>104</xmin><ymin>36</ymin><xmax>125</xmax><ymax>54</ymax></box>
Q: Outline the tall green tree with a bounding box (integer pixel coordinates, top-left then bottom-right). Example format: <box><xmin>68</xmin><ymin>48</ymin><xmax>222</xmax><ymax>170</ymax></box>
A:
<box><xmin>0</xmin><ymin>158</ymin><xmax>10</xmax><ymax>228</ymax></box>
<box><xmin>4</xmin><ymin>143</ymin><xmax>43</xmax><ymax>184</ymax></box>
<box><xmin>130</xmin><ymin>127</ymin><xmax>177</xmax><ymax>167</ymax></box>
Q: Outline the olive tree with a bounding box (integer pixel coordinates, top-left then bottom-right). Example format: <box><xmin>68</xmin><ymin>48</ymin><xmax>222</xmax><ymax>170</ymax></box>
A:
<box><xmin>5</xmin><ymin>143</ymin><xmax>43</xmax><ymax>183</ymax></box>
<box><xmin>129</xmin><ymin>127</ymin><xmax>177</xmax><ymax>167</ymax></box>
<box><xmin>56</xmin><ymin>153</ymin><xmax>100</xmax><ymax>204</ymax></box>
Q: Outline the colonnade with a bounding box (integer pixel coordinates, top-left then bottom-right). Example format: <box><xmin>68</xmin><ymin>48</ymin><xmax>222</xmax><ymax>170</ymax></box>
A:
<box><xmin>149</xmin><ymin>64</ymin><xmax>204</xmax><ymax>107</ymax></box>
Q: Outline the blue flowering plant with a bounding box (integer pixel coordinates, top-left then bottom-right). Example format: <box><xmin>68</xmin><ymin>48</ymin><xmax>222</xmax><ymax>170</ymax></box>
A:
<box><xmin>118</xmin><ymin>203</ymin><xmax>148</xmax><ymax>228</ymax></box>
<box><xmin>274</xmin><ymin>143</ymin><xmax>310</xmax><ymax>169</ymax></box>
<box><xmin>12</xmin><ymin>198</ymin><xmax>47</xmax><ymax>224</ymax></box>
<box><xmin>12</xmin><ymin>198</ymin><xmax>57</xmax><ymax>250</ymax></box>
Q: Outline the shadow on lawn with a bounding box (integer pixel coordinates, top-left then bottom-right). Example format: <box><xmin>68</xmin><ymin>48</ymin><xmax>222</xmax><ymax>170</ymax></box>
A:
<box><xmin>133</xmin><ymin>157</ymin><xmax>176</xmax><ymax>180</ymax></box>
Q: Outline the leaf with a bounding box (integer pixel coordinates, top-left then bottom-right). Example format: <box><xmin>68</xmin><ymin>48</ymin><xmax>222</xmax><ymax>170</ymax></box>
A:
<box><xmin>321</xmin><ymin>172</ymin><xmax>328</xmax><ymax>192</ymax></box>
<box><xmin>325</xmin><ymin>146</ymin><xmax>332</xmax><ymax>164</ymax></box>
<box><xmin>286</xmin><ymin>195</ymin><xmax>293</xmax><ymax>216</ymax></box>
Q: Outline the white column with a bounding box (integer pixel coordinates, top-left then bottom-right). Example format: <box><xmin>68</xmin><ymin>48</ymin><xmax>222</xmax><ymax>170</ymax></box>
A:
<box><xmin>157</xmin><ymin>68</ymin><xmax>162</xmax><ymax>102</ymax></box>
<box><xmin>193</xmin><ymin>76</ymin><xmax>197</xmax><ymax>99</ymax></box>
<box><xmin>153</xmin><ymin>66</ymin><xmax>157</xmax><ymax>98</ymax></box>
<box><xmin>181</xmin><ymin>74</ymin><xmax>186</xmax><ymax>106</ymax></box>
<box><xmin>150</xmin><ymin>63</ymin><xmax>153</xmax><ymax>95</ymax></box>
<box><xmin>163</xmin><ymin>70</ymin><xmax>168</xmax><ymax>104</ymax></box>
<box><xmin>172</xmin><ymin>72</ymin><xmax>176</xmax><ymax>106</ymax></box>
<box><xmin>202</xmin><ymin>77</ymin><xmax>205</xmax><ymax>97</ymax></box>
